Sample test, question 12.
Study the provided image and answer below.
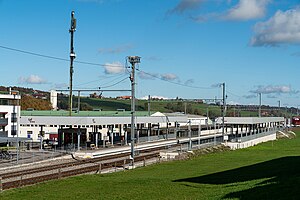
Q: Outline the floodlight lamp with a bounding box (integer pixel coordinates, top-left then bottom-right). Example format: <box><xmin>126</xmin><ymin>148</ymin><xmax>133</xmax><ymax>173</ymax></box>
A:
<box><xmin>128</xmin><ymin>56</ymin><xmax>141</xmax><ymax>64</ymax></box>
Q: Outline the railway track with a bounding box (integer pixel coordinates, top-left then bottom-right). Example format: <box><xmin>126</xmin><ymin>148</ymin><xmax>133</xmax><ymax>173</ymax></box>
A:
<box><xmin>0</xmin><ymin>144</ymin><xmax>179</xmax><ymax>191</ymax></box>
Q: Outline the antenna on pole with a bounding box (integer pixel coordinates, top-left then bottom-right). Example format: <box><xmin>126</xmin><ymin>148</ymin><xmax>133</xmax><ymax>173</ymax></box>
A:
<box><xmin>128</xmin><ymin>56</ymin><xmax>140</xmax><ymax>165</ymax></box>
<box><xmin>69</xmin><ymin>11</ymin><xmax>77</xmax><ymax>116</ymax></box>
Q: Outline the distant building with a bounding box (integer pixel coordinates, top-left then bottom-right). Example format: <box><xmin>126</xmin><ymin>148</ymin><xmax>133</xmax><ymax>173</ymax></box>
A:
<box><xmin>89</xmin><ymin>92</ymin><xmax>102</xmax><ymax>99</ymax></box>
<box><xmin>32</xmin><ymin>91</ymin><xmax>48</xmax><ymax>100</ymax></box>
<box><xmin>0</xmin><ymin>92</ymin><xmax>21</xmax><ymax>138</ymax></box>
<box><xmin>117</xmin><ymin>96</ymin><xmax>131</xmax><ymax>100</ymax></box>
<box><xmin>50</xmin><ymin>90</ymin><xmax>58</xmax><ymax>110</ymax></box>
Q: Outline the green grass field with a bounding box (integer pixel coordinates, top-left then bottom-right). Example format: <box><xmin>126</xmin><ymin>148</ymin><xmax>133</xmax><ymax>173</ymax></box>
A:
<box><xmin>1</xmin><ymin>130</ymin><xmax>300</xmax><ymax>200</ymax></box>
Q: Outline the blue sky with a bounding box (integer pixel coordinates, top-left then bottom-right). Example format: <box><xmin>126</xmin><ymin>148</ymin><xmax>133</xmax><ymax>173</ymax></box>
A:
<box><xmin>1</xmin><ymin>0</ymin><xmax>300</xmax><ymax>107</ymax></box>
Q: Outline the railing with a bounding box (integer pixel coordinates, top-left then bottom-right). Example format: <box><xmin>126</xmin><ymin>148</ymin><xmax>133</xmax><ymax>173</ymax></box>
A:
<box><xmin>229</xmin><ymin>130</ymin><xmax>277</xmax><ymax>143</ymax></box>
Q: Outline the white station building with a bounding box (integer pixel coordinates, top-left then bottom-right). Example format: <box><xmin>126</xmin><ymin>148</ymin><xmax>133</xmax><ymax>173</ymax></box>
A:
<box><xmin>0</xmin><ymin>91</ymin><xmax>286</xmax><ymax>151</ymax></box>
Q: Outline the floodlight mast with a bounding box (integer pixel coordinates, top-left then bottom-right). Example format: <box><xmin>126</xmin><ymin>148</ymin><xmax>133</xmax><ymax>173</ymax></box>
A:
<box><xmin>128</xmin><ymin>56</ymin><xmax>140</xmax><ymax>164</ymax></box>
<box><xmin>69</xmin><ymin>11</ymin><xmax>76</xmax><ymax>116</ymax></box>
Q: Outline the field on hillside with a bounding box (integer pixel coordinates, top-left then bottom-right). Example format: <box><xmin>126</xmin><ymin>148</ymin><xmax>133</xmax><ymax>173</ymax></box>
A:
<box><xmin>1</xmin><ymin>130</ymin><xmax>300</xmax><ymax>200</ymax></box>
<box><xmin>63</xmin><ymin>96</ymin><xmax>263</xmax><ymax>117</ymax></box>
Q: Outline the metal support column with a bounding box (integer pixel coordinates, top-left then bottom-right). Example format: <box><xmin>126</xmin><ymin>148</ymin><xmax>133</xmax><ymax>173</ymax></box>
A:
<box><xmin>77</xmin><ymin>91</ymin><xmax>80</xmax><ymax>114</ymax></box>
<box><xmin>128</xmin><ymin>56</ymin><xmax>140</xmax><ymax>161</ymax></box>
<box><xmin>221</xmin><ymin>83</ymin><xmax>226</xmax><ymax>141</ymax></box>
<box><xmin>77</xmin><ymin>126</ymin><xmax>81</xmax><ymax>151</ymax></box>
<box><xmin>188</xmin><ymin>120</ymin><xmax>192</xmax><ymax>151</ymax></box>
<box><xmin>198</xmin><ymin>121</ymin><xmax>201</xmax><ymax>148</ymax></box>
<box><xmin>69</xmin><ymin>11</ymin><xmax>77</xmax><ymax>116</ymax></box>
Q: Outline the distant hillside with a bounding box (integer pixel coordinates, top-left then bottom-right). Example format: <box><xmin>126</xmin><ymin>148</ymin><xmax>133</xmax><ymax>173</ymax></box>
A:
<box><xmin>0</xmin><ymin>86</ymin><xmax>293</xmax><ymax>117</ymax></box>
<box><xmin>0</xmin><ymin>86</ymin><xmax>49</xmax><ymax>96</ymax></box>
<box><xmin>0</xmin><ymin>86</ymin><xmax>51</xmax><ymax>110</ymax></box>
<box><xmin>21</xmin><ymin>95</ymin><xmax>52</xmax><ymax>110</ymax></box>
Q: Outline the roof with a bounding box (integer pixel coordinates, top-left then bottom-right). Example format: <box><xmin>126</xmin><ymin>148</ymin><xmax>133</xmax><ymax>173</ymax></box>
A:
<box><xmin>187</xmin><ymin>114</ymin><xmax>206</xmax><ymax>118</ymax></box>
<box><xmin>21</xmin><ymin>110</ymin><xmax>153</xmax><ymax>117</ymax></box>
<box><xmin>215</xmin><ymin>117</ymin><xmax>285</xmax><ymax>125</ymax></box>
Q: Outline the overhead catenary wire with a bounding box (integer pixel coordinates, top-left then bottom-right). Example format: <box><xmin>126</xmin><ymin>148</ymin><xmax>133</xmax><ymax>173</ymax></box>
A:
<box><xmin>74</xmin><ymin>73</ymin><xmax>128</xmax><ymax>88</ymax></box>
<box><xmin>0</xmin><ymin>44</ymin><xmax>125</xmax><ymax>68</ymax></box>
<box><xmin>1</xmin><ymin>44</ymin><xmax>222</xmax><ymax>92</ymax></box>
<box><xmin>100</xmin><ymin>76</ymin><xmax>129</xmax><ymax>89</ymax></box>
<box><xmin>136</xmin><ymin>68</ymin><xmax>216</xmax><ymax>90</ymax></box>
<box><xmin>227</xmin><ymin>90</ymin><xmax>242</xmax><ymax>98</ymax></box>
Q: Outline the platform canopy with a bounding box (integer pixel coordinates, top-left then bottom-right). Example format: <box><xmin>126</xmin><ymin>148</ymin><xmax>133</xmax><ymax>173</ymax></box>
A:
<box><xmin>215</xmin><ymin>117</ymin><xmax>284</xmax><ymax>125</ymax></box>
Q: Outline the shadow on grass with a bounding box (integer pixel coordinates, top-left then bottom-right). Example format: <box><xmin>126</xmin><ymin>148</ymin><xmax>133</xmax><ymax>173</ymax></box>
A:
<box><xmin>173</xmin><ymin>156</ymin><xmax>300</xmax><ymax>199</ymax></box>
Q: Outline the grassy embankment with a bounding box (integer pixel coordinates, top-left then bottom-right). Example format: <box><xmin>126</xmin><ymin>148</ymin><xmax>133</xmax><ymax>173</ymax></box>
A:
<box><xmin>1</xmin><ymin>130</ymin><xmax>300</xmax><ymax>200</ymax></box>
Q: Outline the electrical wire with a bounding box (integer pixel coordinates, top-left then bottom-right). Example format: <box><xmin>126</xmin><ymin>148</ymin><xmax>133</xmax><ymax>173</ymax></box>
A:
<box><xmin>227</xmin><ymin>90</ymin><xmax>243</xmax><ymax>98</ymax></box>
<box><xmin>100</xmin><ymin>74</ymin><xmax>129</xmax><ymax>87</ymax></box>
<box><xmin>0</xmin><ymin>45</ymin><xmax>126</xmax><ymax>68</ymax></box>
<box><xmin>100</xmin><ymin>77</ymin><xmax>129</xmax><ymax>88</ymax></box>
<box><xmin>74</xmin><ymin>73</ymin><xmax>128</xmax><ymax>87</ymax></box>
<box><xmin>136</xmin><ymin>69</ymin><xmax>215</xmax><ymax>90</ymax></box>
<box><xmin>1</xmin><ymin>44</ymin><xmax>222</xmax><ymax>93</ymax></box>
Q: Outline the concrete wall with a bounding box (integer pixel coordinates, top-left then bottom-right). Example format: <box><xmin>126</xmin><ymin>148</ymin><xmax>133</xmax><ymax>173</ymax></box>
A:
<box><xmin>224</xmin><ymin>133</ymin><xmax>276</xmax><ymax>150</ymax></box>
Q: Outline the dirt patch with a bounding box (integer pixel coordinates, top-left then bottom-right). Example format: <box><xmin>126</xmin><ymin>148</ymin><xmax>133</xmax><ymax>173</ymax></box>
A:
<box><xmin>276</xmin><ymin>131</ymin><xmax>296</xmax><ymax>139</ymax></box>
<box><xmin>188</xmin><ymin>145</ymin><xmax>231</xmax><ymax>159</ymax></box>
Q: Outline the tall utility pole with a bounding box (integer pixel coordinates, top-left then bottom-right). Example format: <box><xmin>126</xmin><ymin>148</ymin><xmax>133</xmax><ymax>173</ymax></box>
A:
<box><xmin>148</xmin><ymin>95</ymin><xmax>151</xmax><ymax>116</ymax></box>
<box><xmin>69</xmin><ymin>11</ymin><xmax>76</xmax><ymax>116</ymax></box>
<box><xmin>77</xmin><ymin>91</ymin><xmax>80</xmax><ymax>114</ymax></box>
<box><xmin>128</xmin><ymin>56</ymin><xmax>140</xmax><ymax>162</ymax></box>
<box><xmin>188</xmin><ymin>120</ymin><xmax>192</xmax><ymax>151</ymax></box>
<box><xmin>258</xmin><ymin>93</ymin><xmax>262</xmax><ymax>117</ymax></box>
<box><xmin>221</xmin><ymin>83</ymin><xmax>226</xmax><ymax>140</ymax></box>
<box><xmin>278</xmin><ymin>100</ymin><xmax>281</xmax><ymax>116</ymax></box>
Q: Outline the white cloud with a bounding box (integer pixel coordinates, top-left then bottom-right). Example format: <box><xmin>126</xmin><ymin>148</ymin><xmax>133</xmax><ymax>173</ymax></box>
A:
<box><xmin>104</xmin><ymin>62</ymin><xmax>125</xmax><ymax>74</ymax></box>
<box><xmin>250</xmin><ymin>85</ymin><xmax>295</xmax><ymax>94</ymax></box>
<box><xmin>251</xmin><ymin>9</ymin><xmax>300</xmax><ymax>46</ymax></box>
<box><xmin>18</xmin><ymin>75</ymin><xmax>48</xmax><ymax>84</ymax></box>
<box><xmin>224</xmin><ymin>0</ymin><xmax>270</xmax><ymax>21</ymax></box>
<box><xmin>161</xmin><ymin>73</ymin><xmax>179</xmax><ymax>81</ymax></box>
<box><xmin>168</xmin><ymin>0</ymin><xmax>204</xmax><ymax>15</ymax></box>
